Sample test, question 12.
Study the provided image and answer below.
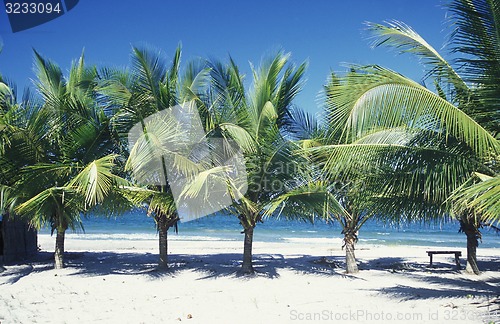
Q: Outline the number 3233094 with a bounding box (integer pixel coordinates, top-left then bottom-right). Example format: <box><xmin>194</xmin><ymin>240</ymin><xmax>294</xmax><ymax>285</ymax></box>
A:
<box><xmin>5</xmin><ymin>2</ymin><xmax>62</xmax><ymax>14</ymax></box>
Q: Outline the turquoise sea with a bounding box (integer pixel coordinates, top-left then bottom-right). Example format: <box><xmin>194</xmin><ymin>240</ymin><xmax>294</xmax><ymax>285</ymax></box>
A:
<box><xmin>40</xmin><ymin>211</ymin><xmax>500</xmax><ymax>248</ymax></box>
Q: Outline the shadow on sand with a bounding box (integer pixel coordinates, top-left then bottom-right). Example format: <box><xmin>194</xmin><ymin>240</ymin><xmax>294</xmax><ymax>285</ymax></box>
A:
<box><xmin>64</xmin><ymin>251</ymin><xmax>354</xmax><ymax>279</ymax></box>
<box><xmin>1</xmin><ymin>250</ymin><xmax>359</xmax><ymax>282</ymax></box>
<box><xmin>362</xmin><ymin>256</ymin><xmax>500</xmax><ymax>317</ymax></box>
<box><xmin>2</xmin><ymin>250</ymin><xmax>498</xmax><ymax>314</ymax></box>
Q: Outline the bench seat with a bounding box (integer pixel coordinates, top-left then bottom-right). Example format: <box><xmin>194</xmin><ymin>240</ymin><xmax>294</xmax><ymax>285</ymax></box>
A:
<box><xmin>426</xmin><ymin>250</ymin><xmax>462</xmax><ymax>269</ymax></box>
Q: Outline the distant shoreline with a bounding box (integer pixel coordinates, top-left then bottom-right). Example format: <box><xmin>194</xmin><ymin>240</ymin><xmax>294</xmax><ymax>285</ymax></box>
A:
<box><xmin>37</xmin><ymin>234</ymin><xmax>500</xmax><ymax>260</ymax></box>
<box><xmin>37</xmin><ymin>221</ymin><xmax>500</xmax><ymax>248</ymax></box>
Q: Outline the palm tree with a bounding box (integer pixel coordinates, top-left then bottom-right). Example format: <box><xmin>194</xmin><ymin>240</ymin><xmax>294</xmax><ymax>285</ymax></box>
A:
<box><xmin>8</xmin><ymin>51</ymin><xmax>128</xmax><ymax>269</ymax></box>
<box><xmin>101</xmin><ymin>46</ymin><xmax>211</xmax><ymax>269</ymax></box>
<box><xmin>297</xmin><ymin>93</ymin><xmax>402</xmax><ymax>274</ymax></box>
<box><xmin>0</xmin><ymin>77</ymin><xmax>43</xmax><ymax>269</ymax></box>
<box><xmin>310</xmin><ymin>0</ymin><xmax>499</xmax><ymax>274</ymax></box>
<box><xmin>0</xmin><ymin>74</ymin><xmax>13</xmax><ymax>273</ymax></box>
<box><xmin>180</xmin><ymin>52</ymin><xmax>346</xmax><ymax>274</ymax></box>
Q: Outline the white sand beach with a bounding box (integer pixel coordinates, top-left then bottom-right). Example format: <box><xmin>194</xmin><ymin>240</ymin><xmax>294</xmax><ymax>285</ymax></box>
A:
<box><xmin>1</xmin><ymin>235</ymin><xmax>499</xmax><ymax>324</ymax></box>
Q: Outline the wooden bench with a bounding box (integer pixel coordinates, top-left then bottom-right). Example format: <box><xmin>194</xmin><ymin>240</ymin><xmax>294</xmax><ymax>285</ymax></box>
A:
<box><xmin>426</xmin><ymin>250</ymin><xmax>462</xmax><ymax>269</ymax></box>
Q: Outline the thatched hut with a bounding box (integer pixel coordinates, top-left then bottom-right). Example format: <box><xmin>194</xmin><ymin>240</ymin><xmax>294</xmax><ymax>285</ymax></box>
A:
<box><xmin>0</xmin><ymin>213</ymin><xmax>38</xmax><ymax>265</ymax></box>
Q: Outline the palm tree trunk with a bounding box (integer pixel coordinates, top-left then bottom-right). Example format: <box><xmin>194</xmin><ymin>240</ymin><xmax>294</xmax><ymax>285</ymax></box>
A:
<box><xmin>158</xmin><ymin>216</ymin><xmax>168</xmax><ymax>270</ymax></box>
<box><xmin>465</xmin><ymin>230</ymin><xmax>480</xmax><ymax>275</ymax></box>
<box><xmin>241</xmin><ymin>226</ymin><xmax>254</xmax><ymax>274</ymax></box>
<box><xmin>460</xmin><ymin>219</ymin><xmax>481</xmax><ymax>275</ymax></box>
<box><xmin>0</xmin><ymin>218</ymin><xmax>4</xmax><ymax>272</ymax></box>
<box><xmin>54</xmin><ymin>229</ymin><xmax>65</xmax><ymax>269</ymax></box>
<box><xmin>344</xmin><ymin>233</ymin><xmax>358</xmax><ymax>274</ymax></box>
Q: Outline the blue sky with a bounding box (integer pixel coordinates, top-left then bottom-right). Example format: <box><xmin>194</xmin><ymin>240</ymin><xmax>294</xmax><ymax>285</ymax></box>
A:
<box><xmin>0</xmin><ymin>0</ymin><xmax>451</xmax><ymax>115</ymax></box>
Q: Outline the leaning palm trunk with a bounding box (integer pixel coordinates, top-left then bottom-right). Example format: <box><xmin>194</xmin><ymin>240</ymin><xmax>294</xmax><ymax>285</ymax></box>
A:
<box><xmin>460</xmin><ymin>220</ymin><xmax>481</xmax><ymax>275</ymax></box>
<box><xmin>54</xmin><ymin>229</ymin><xmax>65</xmax><ymax>269</ymax></box>
<box><xmin>343</xmin><ymin>230</ymin><xmax>359</xmax><ymax>274</ymax></box>
<box><xmin>465</xmin><ymin>232</ymin><xmax>480</xmax><ymax>274</ymax></box>
<box><xmin>241</xmin><ymin>226</ymin><xmax>255</xmax><ymax>274</ymax></box>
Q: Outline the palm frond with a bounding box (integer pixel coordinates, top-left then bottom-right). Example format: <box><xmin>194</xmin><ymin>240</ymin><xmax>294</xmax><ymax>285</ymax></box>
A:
<box><xmin>0</xmin><ymin>184</ymin><xmax>15</xmax><ymax>213</ymax></box>
<box><xmin>326</xmin><ymin>65</ymin><xmax>499</xmax><ymax>157</ymax></box>
<box><xmin>148</xmin><ymin>192</ymin><xmax>177</xmax><ymax>219</ymax></box>
<box><xmin>263</xmin><ymin>180</ymin><xmax>346</xmax><ymax>223</ymax></box>
<box><xmin>448</xmin><ymin>0</ymin><xmax>500</xmax><ymax>135</ymax></box>
<box><xmin>67</xmin><ymin>154</ymin><xmax>127</xmax><ymax>208</ymax></box>
<box><xmin>130</xmin><ymin>46</ymin><xmax>168</xmax><ymax>109</ymax></box>
<box><xmin>352</xmin><ymin>127</ymin><xmax>419</xmax><ymax>145</ymax></box>
<box><xmin>33</xmin><ymin>50</ymin><xmax>65</xmax><ymax>104</ymax></box>
<box><xmin>248</xmin><ymin>51</ymin><xmax>294</xmax><ymax>132</ymax></box>
<box><xmin>307</xmin><ymin>138</ymin><xmax>480</xmax><ymax>205</ymax></box>
<box><xmin>15</xmin><ymin>186</ymin><xmax>82</xmax><ymax>231</ymax></box>
<box><xmin>366</xmin><ymin>20</ymin><xmax>468</xmax><ymax>94</ymax></box>
<box><xmin>449</xmin><ymin>173</ymin><xmax>500</xmax><ymax>225</ymax></box>
<box><xmin>255</xmin><ymin>101</ymin><xmax>278</xmax><ymax>140</ymax></box>
<box><xmin>287</xmin><ymin>106</ymin><xmax>323</xmax><ymax>140</ymax></box>
<box><xmin>219</xmin><ymin>123</ymin><xmax>256</xmax><ymax>153</ymax></box>
<box><xmin>180</xmin><ymin>59</ymin><xmax>211</xmax><ymax>103</ymax></box>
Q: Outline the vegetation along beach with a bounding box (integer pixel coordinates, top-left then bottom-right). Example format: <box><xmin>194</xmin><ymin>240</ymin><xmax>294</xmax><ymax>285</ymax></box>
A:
<box><xmin>0</xmin><ymin>0</ymin><xmax>498</xmax><ymax>323</ymax></box>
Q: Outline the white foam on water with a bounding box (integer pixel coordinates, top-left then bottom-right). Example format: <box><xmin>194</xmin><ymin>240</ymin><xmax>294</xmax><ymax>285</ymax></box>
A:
<box><xmin>282</xmin><ymin>237</ymin><xmax>343</xmax><ymax>244</ymax></box>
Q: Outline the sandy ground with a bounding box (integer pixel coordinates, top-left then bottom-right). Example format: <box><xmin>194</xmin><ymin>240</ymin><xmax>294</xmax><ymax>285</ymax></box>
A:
<box><xmin>1</xmin><ymin>234</ymin><xmax>499</xmax><ymax>324</ymax></box>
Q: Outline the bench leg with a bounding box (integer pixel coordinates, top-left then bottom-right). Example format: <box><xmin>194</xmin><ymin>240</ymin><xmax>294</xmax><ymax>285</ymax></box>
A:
<box><xmin>429</xmin><ymin>254</ymin><xmax>433</xmax><ymax>267</ymax></box>
<box><xmin>455</xmin><ymin>254</ymin><xmax>461</xmax><ymax>270</ymax></box>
